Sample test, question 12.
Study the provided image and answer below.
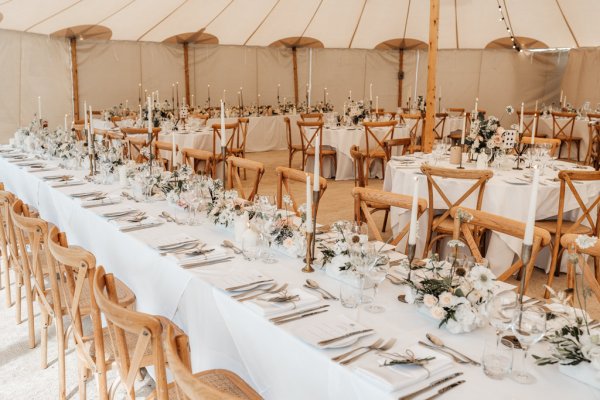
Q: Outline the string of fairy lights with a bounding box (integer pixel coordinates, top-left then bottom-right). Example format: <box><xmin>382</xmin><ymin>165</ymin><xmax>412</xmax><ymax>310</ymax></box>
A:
<box><xmin>496</xmin><ymin>0</ymin><xmax>522</xmax><ymax>52</ymax></box>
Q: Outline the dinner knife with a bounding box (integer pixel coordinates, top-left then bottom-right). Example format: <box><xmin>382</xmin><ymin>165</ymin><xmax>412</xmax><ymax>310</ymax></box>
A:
<box><xmin>317</xmin><ymin>329</ymin><xmax>374</xmax><ymax>346</ymax></box>
<box><xmin>398</xmin><ymin>372</ymin><xmax>463</xmax><ymax>400</ymax></box>
<box><xmin>423</xmin><ymin>380</ymin><xmax>465</xmax><ymax>400</ymax></box>
<box><xmin>270</xmin><ymin>305</ymin><xmax>330</xmax><ymax>322</ymax></box>
<box><xmin>225</xmin><ymin>279</ymin><xmax>274</xmax><ymax>291</ymax></box>
<box><xmin>274</xmin><ymin>309</ymin><xmax>329</xmax><ymax>325</ymax></box>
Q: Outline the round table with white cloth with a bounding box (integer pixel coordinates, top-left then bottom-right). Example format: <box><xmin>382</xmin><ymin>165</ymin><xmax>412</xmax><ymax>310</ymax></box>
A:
<box><xmin>383</xmin><ymin>155</ymin><xmax>600</xmax><ymax>276</ymax></box>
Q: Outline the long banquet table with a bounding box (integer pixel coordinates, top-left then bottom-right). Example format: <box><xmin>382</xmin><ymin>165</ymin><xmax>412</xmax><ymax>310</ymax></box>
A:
<box><xmin>1</xmin><ymin>154</ymin><xmax>598</xmax><ymax>399</ymax></box>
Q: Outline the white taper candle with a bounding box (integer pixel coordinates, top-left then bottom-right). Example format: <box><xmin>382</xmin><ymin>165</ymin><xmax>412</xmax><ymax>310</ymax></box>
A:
<box><xmin>408</xmin><ymin>177</ymin><xmax>420</xmax><ymax>245</ymax></box>
<box><xmin>306</xmin><ymin>174</ymin><xmax>313</xmax><ymax>233</ymax></box>
<box><xmin>523</xmin><ymin>166</ymin><xmax>540</xmax><ymax>245</ymax></box>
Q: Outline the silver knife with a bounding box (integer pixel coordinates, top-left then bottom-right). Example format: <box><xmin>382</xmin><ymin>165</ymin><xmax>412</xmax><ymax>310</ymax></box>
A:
<box><xmin>318</xmin><ymin>329</ymin><xmax>374</xmax><ymax>346</ymax></box>
<box><xmin>423</xmin><ymin>380</ymin><xmax>465</xmax><ymax>400</ymax></box>
<box><xmin>398</xmin><ymin>372</ymin><xmax>463</xmax><ymax>400</ymax></box>
<box><xmin>274</xmin><ymin>309</ymin><xmax>329</xmax><ymax>325</ymax></box>
<box><xmin>270</xmin><ymin>305</ymin><xmax>330</xmax><ymax>322</ymax></box>
<box><xmin>225</xmin><ymin>279</ymin><xmax>274</xmax><ymax>291</ymax></box>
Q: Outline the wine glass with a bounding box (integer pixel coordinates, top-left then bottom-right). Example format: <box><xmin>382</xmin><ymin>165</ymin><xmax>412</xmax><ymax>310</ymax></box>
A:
<box><xmin>511</xmin><ymin>305</ymin><xmax>546</xmax><ymax>384</ymax></box>
<box><xmin>486</xmin><ymin>290</ymin><xmax>519</xmax><ymax>340</ymax></box>
<box><xmin>365</xmin><ymin>257</ymin><xmax>388</xmax><ymax>313</ymax></box>
<box><xmin>350</xmin><ymin>242</ymin><xmax>378</xmax><ymax>304</ymax></box>
<box><xmin>259</xmin><ymin>201</ymin><xmax>278</xmax><ymax>264</ymax></box>
<box><xmin>181</xmin><ymin>189</ymin><xmax>198</xmax><ymax>225</ymax></box>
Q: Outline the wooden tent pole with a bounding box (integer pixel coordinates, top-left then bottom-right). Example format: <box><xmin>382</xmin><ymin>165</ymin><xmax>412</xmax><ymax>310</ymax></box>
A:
<box><xmin>183</xmin><ymin>42</ymin><xmax>190</xmax><ymax>106</ymax></box>
<box><xmin>397</xmin><ymin>48</ymin><xmax>404</xmax><ymax>108</ymax></box>
<box><xmin>70</xmin><ymin>37</ymin><xmax>80</xmax><ymax>121</ymax></box>
<box><xmin>292</xmin><ymin>46</ymin><xmax>299</xmax><ymax>105</ymax></box>
<box><xmin>423</xmin><ymin>0</ymin><xmax>440</xmax><ymax>153</ymax></box>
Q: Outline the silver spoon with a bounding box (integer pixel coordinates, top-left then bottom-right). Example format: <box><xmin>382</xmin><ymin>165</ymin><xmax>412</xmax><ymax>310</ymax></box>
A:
<box><xmin>305</xmin><ymin>279</ymin><xmax>338</xmax><ymax>300</ymax></box>
<box><xmin>221</xmin><ymin>240</ymin><xmax>251</xmax><ymax>261</ymax></box>
<box><xmin>426</xmin><ymin>333</ymin><xmax>481</xmax><ymax>366</ymax></box>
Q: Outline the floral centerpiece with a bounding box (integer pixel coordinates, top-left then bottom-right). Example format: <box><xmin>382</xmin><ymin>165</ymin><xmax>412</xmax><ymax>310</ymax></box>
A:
<box><xmin>465</xmin><ymin>114</ymin><xmax>506</xmax><ymax>155</ymax></box>
<box><xmin>346</xmin><ymin>100</ymin><xmax>368</xmax><ymax>125</ymax></box>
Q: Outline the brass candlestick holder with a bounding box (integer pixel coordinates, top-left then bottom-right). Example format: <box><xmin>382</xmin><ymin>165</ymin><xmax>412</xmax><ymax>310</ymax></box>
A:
<box><xmin>303</xmin><ymin>232</ymin><xmax>315</xmax><ymax>273</ymax></box>
<box><xmin>406</xmin><ymin>242</ymin><xmax>416</xmax><ymax>281</ymax></box>
<box><xmin>311</xmin><ymin>190</ymin><xmax>320</xmax><ymax>260</ymax></box>
<box><xmin>221</xmin><ymin>145</ymin><xmax>227</xmax><ymax>187</ymax></box>
<box><xmin>457</xmin><ymin>146</ymin><xmax>465</xmax><ymax>170</ymax></box>
<box><xmin>518</xmin><ymin>243</ymin><xmax>533</xmax><ymax>306</ymax></box>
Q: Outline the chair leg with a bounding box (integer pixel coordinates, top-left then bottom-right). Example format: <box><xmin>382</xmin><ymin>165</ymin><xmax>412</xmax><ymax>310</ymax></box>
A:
<box><xmin>2</xmin><ymin>258</ymin><xmax>10</xmax><ymax>307</ymax></box>
<box><xmin>78</xmin><ymin>363</ymin><xmax>88</xmax><ymax>400</ymax></box>
<box><xmin>382</xmin><ymin>210</ymin><xmax>389</xmax><ymax>233</ymax></box>
<box><xmin>24</xmin><ymin>277</ymin><xmax>35</xmax><ymax>348</ymax></box>
<box><xmin>40</xmin><ymin>312</ymin><xmax>50</xmax><ymax>369</ymax></box>
<box><xmin>544</xmin><ymin>240</ymin><xmax>562</xmax><ymax>298</ymax></box>
<box><xmin>288</xmin><ymin>150</ymin><xmax>292</xmax><ymax>168</ymax></box>
<box><xmin>56</xmin><ymin>313</ymin><xmax>66</xmax><ymax>399</ymax></box>
<box><xmin>15</xmin><ymin>272</ymin><xmax>22</xmax><ymax>324</ymax></box>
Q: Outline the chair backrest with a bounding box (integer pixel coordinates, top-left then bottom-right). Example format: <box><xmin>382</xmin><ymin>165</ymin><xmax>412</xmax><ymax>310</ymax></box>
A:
<box><xmin>283</xmin><ymin>117</ymin><xmax>297</xmax><ymax>149</ymax></box>
<box><xmin>125</xmin><ymin>135</ymin><xmax>149</xmax><ymax>162</ymax></box>
<box><xmin>362</xmin><ymin>121</ymin><xmax>397</xmax><ymax>157</ymax></box>
<box><xmin>352</xmin><ymin>187</ymin><xmax>427</xmax><ymax>246</ymax></box>
<box><xmin>551</xmin><ymin>111</ymin><xmax>577</xmax><ymax>141</ymax></box>
<box><xmin>191</xmin><ymin>113</ymin><xmax>210</xmax><ymax>126</ymax></box>
<box><xmin>516</xmin><ymin>111</ymin><xmax>540</xmax><ymax>137</ymax></box>
<box><xmin>450</xmin><ymin>206</ymin><xmax>551</xmax><ymax>289</ymax></box>
<box><xmin>587</xmin><ymin>124</ymin><xmax>600</xmax><ymax>169</ymax></box>
<box><xmin>300</xmin><ymin>113</ymin><xmax>323</xmax><ymax>122</ymax></box>
<box><xmin>296</xmin><ymin>120</ymin><xmax>323</xmax><ymax>153</ymax></box>
<box><xmin>120</xmin><ymin>127</ymin><xmax>161</xmax><ymax>142</ymax></box>
<box><xmin>237</xmin><ymin>118</ymin><xmax>249</xmax><ymax>152</ymax></box>
<box><xmin>181</xmin><ymin>147</ymin><xmax>212</xmax><ymax>175</ymax></box>
<box><xmin>420</xmin><ymin>165</ymin><xmax>493</xmax><ymax>237</ymax></box>
<box><xmin>93</xmin><ymin>266</ymin><xmax>169</xmax><ymax>400</ymax></box>
<box><xmin>164</xmin><ymin>325</ymin><xmax>234</xmax><ymax>400</ymax></box>
<box><xmin>383</xmin><ymin>138</ymin><xmax>411</xmax><ymax>159</ymax></box>
<box><xmin>10</xmin><ymin>200</ymin><xmax>60</xmax><ymax>324</ymax></box>
<box><xmin>554</xmin><ymin>170</ymin><xmax>600</xmax><ymax>239</ymax></box>
<box><xmin>226</xmin><ymin>156</ymin><xmax>265</xmax><ymax>201</ymax></box>
<box><xmin>350</xmin><ymin>145</ymin><xmax>368</xmax><ymax>188</ymax></box>
<box><xmin>211</xmin><ymin>122</ymin><xmax>239</xmax><ymax>157</ymax></box>
<box><xmin>446</xmin><ymin>108</ymin><xmax>465</xmax><ymax>117</ymax></box>
<box><xmin>275</xmin><ymin>166</ymin><xmax>327</xmax><ymax>215</ymax></box>
<box><xmin>520</xmin><ymin>137</ymin><xmax>561</xmax><ymax>157</ymax></box>
<box><xmin>153</xmin><ymin>140</ymin><xmax>179</xmax><ymax>171</ymax></box>
<box><xmin>400</xmin><ymin>114</ymin><xmax>423</xmax><ymax>149</ymax></box>
<box><xmin>46</xmin><ymin>226</ymin><xmax>105</xmax><ymax>375</ymax></box>
<box><xmin>587</xmin><ymin>113</ymin><xmax>600</xmax><ymax>123</ymax></box>
<box><xmin>0</xmin><ymin>190</ymin><xmax>18</xmax><ymax>280</ymax></box>
<box><xmin>434</xmin><ymin>113</ymin><xmax>448</xmax><ymax>139</ymax></box>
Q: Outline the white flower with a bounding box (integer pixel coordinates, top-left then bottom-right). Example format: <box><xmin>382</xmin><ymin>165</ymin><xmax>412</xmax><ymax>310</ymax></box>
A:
<box><xmin>576</xmin><ymin>235</ymin><xmax>598</xmax><ymax>250</ymax></box>
<box><xmin>423</xmin><ymin>294</ymin><xmax>438</xmax><ymax>308</ymax></box>
<box><xmin>333</xmin><ymin>241</ymin><xmax>349</xmax><ymax>255</ymax></box>
<box><xmin>438</xmin><ymin>291</ymin><xmax>454</xmax><ymax>307</ymax></box>
<box><xmin>430</xmin><ymin>306</ymin><xmax>446</xmax><ymax>320</ymax></box>
<box><xmin>506</xmin><ymin>105</ymin><xmax>514</xmax><ymax>115</ymax></box>
<box><xmin>468</xmin><ymin>266</ymin><xmax>496</xmax><ymax>291</ymax></box>
<box><xmin>447</xmin><ymin>239</ymin><xmax>464</xmax><ymax>248</ymax></box>
<box><xmin>466</xmin><ymin>289</ymin><xmax>484</xmax><ymax>303</ymax></box>
<box><xmin>455</xmin><ymin>303</ymin><xmax>476</xmax><ymax>327</ymax></box>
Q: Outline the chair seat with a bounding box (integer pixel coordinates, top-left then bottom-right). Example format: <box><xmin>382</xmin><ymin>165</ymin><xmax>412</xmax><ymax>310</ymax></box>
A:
<box><xmin>523</xmin><ymin>133</ymin><xmax>548</xmax><ymax>138</ymax></box>
<box><xmin>432</xmin><ymin>217</ymin><xmax>455</xmax><ymax>234</ymax></box>
<box><xmin>149</xmin><ymin>369</ymin><xmax>261</xmax><ymax>400</ymax></box>
<box><xmin>358</xmin><ymin>149</ymin><xmax>386</xmax><ymax>159</ymax></box>
<box><xmin>306</xmin><ymin>148</ymin><xmax>336</xmax><ymax>156</ymax></box>
<box><xmin>535</xmin><ymin>220</ymin><xmax>591</xmax><ymax>235</ymax></box>
<box><xmin>290</xmin><ymin>144</ymin><xmax>303</xmax><ymax>150</ymax></box>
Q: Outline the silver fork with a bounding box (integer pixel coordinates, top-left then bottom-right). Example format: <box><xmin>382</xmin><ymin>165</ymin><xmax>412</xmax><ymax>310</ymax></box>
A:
<box><xmin>331</xmin><ymin>339</ymin><xmax>383</xmax><ymax>362</ymax></box>
<box><xmin>239</xmin><ymin>284</ymin><xmax>289</xmax><ymax>302</ymax></box>
<box><xmin>418</xmin><ymin>341</ymin><xmax>470</xmax><ymax>364</ymax></box>
<box><xmin>231</xmin><ymin>283</ymin><xmax>277</xmax><ymax>299</ymax></box>
<box><xmin>340</xmin><ymin>338</ymin><xmax>396</xmax><ymax>365</ymax></box>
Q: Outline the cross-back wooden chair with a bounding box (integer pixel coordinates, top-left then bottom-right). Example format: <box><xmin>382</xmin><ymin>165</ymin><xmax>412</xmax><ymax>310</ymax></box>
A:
<box><xmin>191</xmin><ymin>113</ymin><xmax>210</xmax><ymax>126</ymax></box>
<box><xmin>538</xmin><ymin>170</ymin><xmax>600</xmax><ymax>297</ymax></box>
<box><xmin>211</xmin><ymin>122</ymin><xmax>240</xmax><ymax>175</ymax></box>
<box><xmin>361</xmin><ymin>120</ymin><xmax>397</xmax><ymax>180</ymax></box>
<box><xmin>226</xmin><ymin>157</ymin><xmax>265</xmax><ymax>202</ymax></box>
<box><xmin>447</xmin><ymin>111</ymin><xmax>467</xmax><ymax>145</ymax></box>
<box><xmin>101</xmin><ymin>130</ymin><xmax>125</xmax><ymax>147</ymax></box>
<box><xmin>350</xmin><ymin>146</ymin><xmax>389</xmax><ymax>231</ymax></box>
<box><xmin>300</xmin><ymin>113</ymin><xmax>323</xmax><ymax>122</ymax></box>
<box><xmin>587</xmin><ymin>113</ymin><xmax>600</xmax><ymax>123</ymax></box>
<box><xmin>233</xmin><ymin>117</ymin><xmax>249</xmax><ymax>159</ymax></box>
<box><xmin>420</xmin><ymin>165</ymin><xmax>494</xmax><ymax>257</ymax></box>
<box><xmin>450</xmin><ymin>207</ymin><xmax>551</xmax><ymax>294</ymax></box>
<box><xmin>120</xmin><ymin>127</ymin><xmax>161</xmax><ymax>142</ymax></box>
<box><xmin>517</xmin><ymin>111</ymin><xmax>545</xmax><ymax>138</ymax></box>
<box><xmin>551</xmin><ymin>111</ymin><xmax>580</xmax><ymax>161</ymax></box>
<box><xmin>399</xmin><ymin>114</ymin><xmax>423</xmax><ymax>153</ymax></box>
<box><xmin>352</xmin><ymin>187</ymin><xmax>427</xmax><ymax>247</ymax></box>
<box><xmin>153</xmin><ymin>140</ymin><xmax>178</xmax><ymax>171</ymax></box>
<box><xmin>297</xmin><ymin>120</ymin><xmax>337</xmax><ymax>177</ymax></box>
<box><xmin>383</xmin><ymin>138</ymin><xmax>412</xmax><ymax>159</ymax></box>
<box><xmin>275</xmin><ymin>166</ymin><xmax>327</xmax><ymax>216</ymax></box>
<box><xmin>446</xmin><ymin>108</ymin><xmax>465</xmax><ymax>117</ymax></box>
<box><xmin>181</xmin><ymin>147</ymin><xmax>213</xmax><ymax>176</ymax></box>
<box><xmin>284</xmin><ymin>117</ymin><xmax>303</xmax><ymax>168</ymax></box>
<box><xmin>164</xmin><ymin>325</ymin><xmax>262</xmax><ymax>400</ymax></box>
<box><xmin>520</xmin><ymin>137</ymin><xmax>561</xmax><ymax>158</ymax></box>
<box><xmin>47</xmin><ymin>226</ymin><xmax>135</xmax><ymax>400</ymax></box>
<box><xmin>0</xmin><ymin>186</ymin><xmax>15</xmax><ymax>308</ymax></box>
<box><xmin>433</xmin><ymin>113</ymin><xmax>448</xmax><ymax>139</ymax></box>
<box><xmin>561</xmin><ymin>234</ymin><xmax>600</xmax><ymax>302</ymax></box>
<box><xmin>586</xmin><ymin>123</ymin><xmax>600</xmax><ymax>170</ymax></box>
<box><xmin>11</xmin><ymin>200</ymin><xmax>67</xmax><ymax>398</ymax></box>
<box><xmin>73</xmin><ymin>119</ymin><xmax>86</xmax><ymax>141</ymax></box>
<box><xmin>125</xmin><ymin>135</ymin><xmax>149</xmax><ymax>163</ymax></box>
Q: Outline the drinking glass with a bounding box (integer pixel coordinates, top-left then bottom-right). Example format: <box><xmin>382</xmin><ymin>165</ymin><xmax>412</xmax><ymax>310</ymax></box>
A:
<box><xmin>181</xmin><ymin>189</ymin><xmax>198</xmax><ymax>225</ymax></box>
<box><xmin>340</xmin><ymin>272</ymin><xmax>361</xmax><ymax>309</ymax></box>
<box><xmin>365</xmin><ymin>259</ymin><xmax>388</xmax><ymax>313</ymax></box>
<box><xmin>259</xmin><ymin>202</ymin><xmax>278</xmax><ymax>264</ymax></box>
<box><xmin>486</xmin><ymin>290</ymin><xmax>518</xmax><ymax>339</ymax></box>
<box><xmin>511</xmin><ymin>305</ymin><xmax>546</xmax><ymax>384</ymax></box>
<box><xmin>350</xmin><ymin>243</ymin><xmax>378</xmax><ymax>304</ymax></box>
<box><xmin>482</xmin><ymin>336</ymin><xmax>514</xmax><ymax>379</ymax></box>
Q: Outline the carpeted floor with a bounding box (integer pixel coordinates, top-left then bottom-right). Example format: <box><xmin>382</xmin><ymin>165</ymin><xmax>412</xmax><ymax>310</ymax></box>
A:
<box><xmin>0</xmin><ymin>149</ymin><xmax>597</xmax><ymax>399</ymax></box>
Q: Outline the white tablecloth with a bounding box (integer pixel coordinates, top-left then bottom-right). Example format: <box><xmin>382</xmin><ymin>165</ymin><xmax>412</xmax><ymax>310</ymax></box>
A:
<box><xmin>383</xmin><ymin>157</ymin><xmax>600</xmax><ymax>274</ymax></box>
<box><xmin>1</xmin><ymin>154</ymin><xmax>598</xmax><ymax>400</ymax></box>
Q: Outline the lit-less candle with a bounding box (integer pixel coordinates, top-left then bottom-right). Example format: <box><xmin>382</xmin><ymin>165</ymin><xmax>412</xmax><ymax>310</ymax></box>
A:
<box><xmin>313</xmin><ymin>133</ymin><xmax>320</xmax><ymax>191</ymax></box>
<box><xmin>191</xmin><ymin>94</ymin><xmax>194</xmax><ymax>108</ymax></box>
<box><xmin>523</xmin><ymin>166</ymin><xmax>540</xmax><ymax>245</ymax></box>
<box><xmin>172</xmin><ymin>131</ymin><xmax>176</xmax><ymax>165</ymax></box>
<box><xmin>306</xmin><ymin>173</ymin><xmax>313</xmax><ymax>233</ymax></box>
<box><xmin>460</xmin><ymin>114</ymin><xmax>466</xmax><ymax>145</ymax></box>
<box><xmin>369</xmin><ymin>83</ymin><xmax>373</xmax><ymax>101</ymax></box>
<box><xmin>38</xmin><ymin>96</ymin><xmax>42</xmax><ymax>120</ymax></box>
<box><xmin>220</xmin><ymin>100</ymin><xmax>226</xmax><ymax>148</ymax></box>
<box><xmin>84</xmin><ymin>100</ymin><xmax>88</xmax><ymax>136</ymax></box>
<box><xmin>531</xmin><ymin>114</ymin><xmax>537</xmax><ymax>146</ymax></box>
<box><xmin>408</xmin><ymin>176</ymin><xmax>420</xmax><ymax>245</ymax></box>
<box><xmin>375</xmin><ymin>96</ymin><xmax>379</xmax><ymax>113</ymax></box>
<box><xmin>474</xmin><ymin>97</ymin><xmax>479</xmax><ymax>117</ymax></box>
<box><xmin>147</xmin><ymin>96</ymin><xmax>152</xmax><ymax>134</ymax></box>
<box><xmin>64</xmin><ymin>114</ymin><xmax>68</xmax><ymax>131</ymax></box>
<box><xmin>88</xmin><ymin>105</ymin><xmax>94</xmax><ymax>155</ymax></box>
<box><xmin>519</xmin><ymin>102</ymin><xmax>524</xmax><ymax>134</ymax></box>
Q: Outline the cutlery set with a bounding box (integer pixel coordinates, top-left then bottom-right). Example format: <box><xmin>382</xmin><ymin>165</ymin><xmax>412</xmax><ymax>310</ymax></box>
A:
<box><xmin>398</xmin><ymin>372</ymin><xmax>465</xmax><ymax>400</ymax></box>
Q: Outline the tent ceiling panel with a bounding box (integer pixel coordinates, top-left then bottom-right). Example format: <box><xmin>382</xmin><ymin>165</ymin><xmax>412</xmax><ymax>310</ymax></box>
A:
<box><xmin>0</xmin><ymin>0</ymin><xmax>596</xmax><ymax>49</ymax></box>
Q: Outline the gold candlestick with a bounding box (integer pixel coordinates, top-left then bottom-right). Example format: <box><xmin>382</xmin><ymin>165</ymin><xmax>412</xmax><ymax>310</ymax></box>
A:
<box><xmin>406</xmin><ymin>243</ymin><xmax>416</xmax><ymax>281</ymax></box>
<box><xmin>303</xmin><ymin>232</ymin><xmax>315</xmax><ymax>273</ymax></box>
<box><xmin>518</xmin><ymin>243</ymin><xmax>533</xmax><ymax>305</ymax></box>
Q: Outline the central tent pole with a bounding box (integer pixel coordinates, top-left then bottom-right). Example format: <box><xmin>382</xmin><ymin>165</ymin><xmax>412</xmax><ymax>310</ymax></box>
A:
<box><xmin>423</xmin><ymin>0</ymin><xmax>440</xmax><ymax>153</ymax></box>
<box><xmin>292</xmin><ymin>46</ymin><xmax>299</xmax><ymax>106</ymax></box>
<box><xmin>70</xmin><ymin>37</ymin><xmax>80</xmax><ymax>121</ymax></box>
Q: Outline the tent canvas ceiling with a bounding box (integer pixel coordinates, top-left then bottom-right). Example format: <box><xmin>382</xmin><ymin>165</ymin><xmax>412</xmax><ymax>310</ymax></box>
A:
<box><xmin>0</xmin><ymin>0</ymin><xmax>598</xmax><ymax>49</ymax></box>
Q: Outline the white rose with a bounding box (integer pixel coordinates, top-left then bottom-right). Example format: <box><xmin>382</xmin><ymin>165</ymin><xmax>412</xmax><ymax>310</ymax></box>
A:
<box><xmin>467</xmin><ymin>289</ymin><xmax>483</xmax><ymax>303</ymax></box>
<box><xmin>423</xmin><ymin>294</ymin><xmax>438</xmax><ymax>308</ymax></box>
<box><xmin>430</xmin><ymin>306</ymin><xmax>446</xmax><ymax>320</ymax></box>
<box><xmin>438</xmin><ymin>292</ymin><xmax>453</xmax><ymax>307</ymax></box>
<box><xmin>455</xmin><ymin>303</ymin><xmax>476</xmax><ymax>327</ymax></box>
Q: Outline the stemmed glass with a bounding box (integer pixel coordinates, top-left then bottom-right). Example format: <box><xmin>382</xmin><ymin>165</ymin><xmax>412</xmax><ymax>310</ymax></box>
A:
<box><xmin>350</xmin><ymin>242</ymin><xmax>378</xmax><ymax>305</ymax></box>
<box><xmin>486</xmin><ymin>290</ymin><xmax>519</xmax><ymax>342</ymax></box>
<box><xmin>257</xmin><ymin>196</ymin><xmax>278</xmax><ymax>264</ymax></box>
<box><xmin>511</xmin><ymin>305</ymin><xmax>546</xmax><ymax>384</ymax></box>
<box><xmin>432</xmin><ymin>140</ymin><xmax>445</xmax><ymax>165</ymax></box>
<box><xmin>365</xmin><ymin>258</ymin><xmax>388</xmax><ymax>313</ymax></box>
<box><xmin>181</xmin><ymin>189</ymin><xmax>198</xmax><ymax>225</ymax></box>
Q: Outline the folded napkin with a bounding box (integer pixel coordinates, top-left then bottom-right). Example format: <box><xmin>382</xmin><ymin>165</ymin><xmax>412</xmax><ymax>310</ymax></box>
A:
<box><xmin>296</xmin><ymin>315</ymin><xmax>373</xmax><ymax>349</ymax></box>
<box><xmin>152</xmin><ymin>234</ymin><xmax>198</xmax><ymax>250</ymax></box>
<box><xmin>111</xmin><ymin>216</ymin><xmax>162</xmax><ymax>232</ymax></box>
<box><xmin>245</xmin><ymin>288</ymin><xmax>320</xmax><ymax>317</ymax></box>
<box><xmin>167</xmin><ymin>247</ymin><xmax>230</xmax><ymax>267</ymax></box>
<box><xmin>209</xmin><ymin>271</ymin><xmax>272</xmax><ymax>291</ymax></box>
<box><xmin>51</xmin><ymin>179</ymin><xmax>85</xmax><ymax>188</ymax></box>
<box><xmin>354</xmin><ymin>345</ymin><xmax>454</xmax><ymax>393</ymax></box>
<box><xmin>80</xmin><ymin>196</ymin><xmax>121</xmax><ymax>208</ymax></box>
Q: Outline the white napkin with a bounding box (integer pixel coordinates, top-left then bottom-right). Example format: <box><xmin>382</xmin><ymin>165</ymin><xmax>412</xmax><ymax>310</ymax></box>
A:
<box><xmin>208</xmin><ymin>271</ymin><xmax>272</xmax><ymax>291</ymax></box>
<box><xmin>51</xmin><ymin>179</ymin><xmax>85</xmax><ymax>188</ymax></box>
<box><xmin>111</xmin><ymin>216</ymin><xmax>162</xmax><ymax>231</ymax></box>
<box><xmin>354</xmin><ymin>345</ymin><xmax>454</xmax><ymax>392</ymax></box>
<box><xmin>152</xmin><ymin>234</ymin><xmax>197</xmax><ymax>249</ymax></box>
<box><xmin>27</xmin><ymin>165</ymin><xmax>57</xmax><ymax>172</ymax></box>
<box><xmin>167</xmin><ymin>247</ymin><xmax>230</xmax><ymax>267</ymax></box>
<box><xmin>245</xmin><ymin>288</ymin><xmax>320</xmax><ymax>317</ymax></box>
<box><xmin>296</xmin><ymin>315</ymin><xmax>373</xmax><ymax>349</ymax></box>
<box><xmin>80</xmin><ymin>196</ymin><xmax>121</xmax><ymax>208</ymax></box>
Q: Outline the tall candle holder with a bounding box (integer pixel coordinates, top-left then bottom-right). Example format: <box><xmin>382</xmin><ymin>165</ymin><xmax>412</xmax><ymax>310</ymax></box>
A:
<box><xmin>303</xmin><ymin>232</ymin><xmax>315</xmax><ymax>273</ymax></box>
<box><xmin>518</xmin><ymin>243</ymin><xmax>533</xmax><ymax>305</ymax></box>
<box><xmin>513</xmin><ymin>132</ymin><xmax>526</xmax><ymax>170</ymax></box>
<box><xmin>456</xmin><ymin>146</ymin><xmax>465</xmax><ymax>170</ymax></box>
<box><xmin>406</xmin><ymin>243</ymin><xmax>416</xmax><ymax>281</ymax></box>
<box><xmin>311</xmin><ymin>191</ymin><xmax>320</xmax><ymax>261</ymax></box>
